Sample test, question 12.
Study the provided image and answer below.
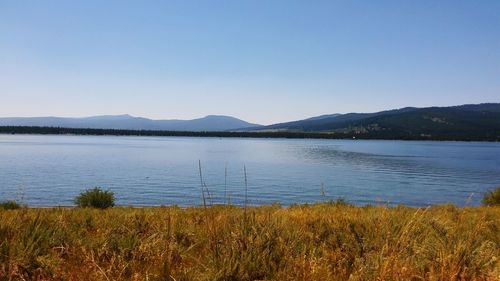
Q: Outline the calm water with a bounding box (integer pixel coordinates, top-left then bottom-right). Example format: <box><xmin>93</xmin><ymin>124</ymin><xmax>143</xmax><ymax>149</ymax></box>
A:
<box><xmin>0</xmin><ymin>135</ymin><xmax>499</xmax><ymax>207</ymax></box>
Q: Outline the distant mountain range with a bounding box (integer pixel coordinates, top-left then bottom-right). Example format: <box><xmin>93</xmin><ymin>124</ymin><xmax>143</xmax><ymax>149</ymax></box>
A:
<box><xmin>248</xmin><ymin>103</ymin><xmax>500</xmax><ymax>140</ymax></box>
<box><xmin>1</xmin><ymin>103</ymin><xmax>499</xmax><ymax>140</ymax></box>
<box><xmin>0</xmin><ymin>115</ymin><xmax>261</xmax><ymax>132</ymax></box>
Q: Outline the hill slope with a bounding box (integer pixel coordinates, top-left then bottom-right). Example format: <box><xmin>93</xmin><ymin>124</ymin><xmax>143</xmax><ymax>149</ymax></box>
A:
<box><xmin>252</xmin><ymin>103</ymin><xmax>500</xmax><ymax>140</ymax></box>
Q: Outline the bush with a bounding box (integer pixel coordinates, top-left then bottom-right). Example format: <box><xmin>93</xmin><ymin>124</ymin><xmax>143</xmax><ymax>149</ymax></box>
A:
<box><xmin>0</xmin><ymin>200</ymin><xmax>22</xmax><ymax>210</ymax></box>
<box><xmin>482</xmin><ymin>187</ymin><xmax>500</xmax><ymax>206</ymax></box>
<box><xmin>74</xmin><ymin>187</ymin><xmax>115</xmax><ymax>209</ymax></box>
<box><xmin>327</xmin><ymin>197</ymin><xmax>353</xmax><ymax>207</ymax></box>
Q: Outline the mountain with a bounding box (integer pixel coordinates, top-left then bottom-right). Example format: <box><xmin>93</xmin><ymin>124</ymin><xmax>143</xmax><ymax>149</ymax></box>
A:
<box><xmin>0</xmin><ymin>114</ymin><xmax>261</xmax><ymax>132</ymax></box>
<box><xmin>250</xmin><ymin>103</ymin><xmax>500</xmax><ymax>140</ymax></box>
<box><xmin>1</xmin><ymin>103</ymin><xmax>499</xmax><ymax>140</ymax></box>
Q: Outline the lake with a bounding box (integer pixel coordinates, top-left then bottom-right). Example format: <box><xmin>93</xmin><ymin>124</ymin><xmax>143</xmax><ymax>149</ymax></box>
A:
<box><xmin>0</xmin><ymin>134</ymin><xmax>499</xmax><ymax>207</ymax></box>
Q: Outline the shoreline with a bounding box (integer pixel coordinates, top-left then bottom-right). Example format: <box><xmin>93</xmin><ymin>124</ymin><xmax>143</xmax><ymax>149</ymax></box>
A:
<box><xmin>0</xmin><ymin>201</ymin><xmax>489</xmax><ymax>209</ymax></box>
<box><xmin>1</xmin><ymin>126</ymin><xmax>499</xmax><ymax>142</ymax></box>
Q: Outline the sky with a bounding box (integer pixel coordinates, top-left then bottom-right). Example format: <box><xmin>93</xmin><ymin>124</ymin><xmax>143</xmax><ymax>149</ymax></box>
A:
<box><xmin>0</xmin><ymin>1</ymin><xmax>499</xmax><ymax>125</ymax></box>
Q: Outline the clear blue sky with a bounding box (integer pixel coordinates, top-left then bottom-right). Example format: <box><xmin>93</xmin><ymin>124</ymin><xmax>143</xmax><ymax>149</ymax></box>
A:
<box><xmin>1</xmin><ymin>0</ymin><xmax>498</xmax><ymax>124</ymax></box>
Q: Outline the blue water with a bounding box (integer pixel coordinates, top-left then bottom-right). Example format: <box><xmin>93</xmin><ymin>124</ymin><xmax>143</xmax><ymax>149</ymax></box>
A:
<box><xmin>0</xmin><ymin>135</ymin><xmax>499</xmax><ymax>207</ymax></box>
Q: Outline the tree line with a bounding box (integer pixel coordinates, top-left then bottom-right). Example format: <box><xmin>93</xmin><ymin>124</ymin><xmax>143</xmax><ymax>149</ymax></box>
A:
<box><xmin>0</xmin><ymin>126</ymin><xmax>497</xmax><ymax>141</ymax></box>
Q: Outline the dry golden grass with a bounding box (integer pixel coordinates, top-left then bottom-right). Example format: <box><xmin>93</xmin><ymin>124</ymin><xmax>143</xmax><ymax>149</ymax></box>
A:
<box><xmin>0</xmin><ymin>204</ymin><xmax>498</xmax><ymax>280</ymax></box>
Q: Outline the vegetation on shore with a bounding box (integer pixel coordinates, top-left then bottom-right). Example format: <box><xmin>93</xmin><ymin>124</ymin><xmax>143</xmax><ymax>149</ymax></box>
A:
<box><xmin>1</xmin><ymin>125</ymin><xmax>499</xmax><ymax>141</ymax></box>
<box><xmin>0</xmin><ymin>200</ymin><xmax>22</xmax><ymax>210</ymax></box>
<box><xmin>482</xmin><ymin>187</ymin><xmax>500</xmax><ymax>207</ymax></box>
<box><xmin>0</xmin><ymin>204</ymin><xmax>498</xmax><ymax>280</ymax></box>
<box><xmin>74</xmin><ymin>187</ymin><xmax>115</xmax><ymax>209</ymax></box>
<box><xmin>1</xmin><ymin>188</ymin><xmax>498</xmax><ymax>280</ymax></box>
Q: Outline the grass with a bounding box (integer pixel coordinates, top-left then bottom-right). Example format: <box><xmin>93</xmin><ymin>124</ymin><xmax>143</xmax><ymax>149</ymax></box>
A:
<box><xmin>0</xmin><ymin>204</ymin><xmax>498</xmax><ymax>280</ymax></box>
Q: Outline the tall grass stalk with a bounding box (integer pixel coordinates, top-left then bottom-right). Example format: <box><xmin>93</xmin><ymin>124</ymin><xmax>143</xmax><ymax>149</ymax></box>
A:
<box><xmin>224</xmin><ymin>162</ymin><xmax>228</xmax><ymax>205</ymax></box>
<box><xmin>198</xmin><ymin>160</ymin><xmax>207</xmax><ymax>208</ymax></box>
<box><xmin>244</xmin><ymin>164</ymin><xmax>248</xmax><ymax>218</ymax></box>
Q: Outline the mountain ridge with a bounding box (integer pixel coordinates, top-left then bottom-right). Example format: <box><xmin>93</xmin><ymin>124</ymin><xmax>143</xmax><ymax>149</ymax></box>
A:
<box><xmin>248</xmin><ymin>103</ymin><xmax>500</xmax><ymax>140</ymax></box>
<box><xmin>1</xmin><ymin>103</ymin><xmax>499</xmax><ymax>140</ymax></box>
<box><xmin>0</xmin><ymin>115</ymin><xmax>262</xmax><ymax>132</ymax></box>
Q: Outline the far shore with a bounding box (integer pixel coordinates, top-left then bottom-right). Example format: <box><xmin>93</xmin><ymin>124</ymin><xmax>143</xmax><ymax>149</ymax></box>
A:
<box><xmin>1</xmin><ymin>126</ymin><xmax>499</xmax><ymax>142</ymax></box>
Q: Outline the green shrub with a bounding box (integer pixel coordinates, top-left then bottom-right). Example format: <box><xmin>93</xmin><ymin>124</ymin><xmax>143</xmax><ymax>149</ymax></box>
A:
<box><xmin>482</xmin><ymin>187</ymin><xmax>500</xmax><ymax>206</ymax></box>
<box><xmin>327</xmin><ymin>197</ymin><xmax>353</xmax><ymax>207</ymax></box>
<box><xmin>74</xmin><ymin>187</ymin><xmax>115</xmax><ymax>209</ymax></box>
<box><xmin>0</xmin><ymin>200</ymin><xmax>22</xmax><ymax>210</ymax></box>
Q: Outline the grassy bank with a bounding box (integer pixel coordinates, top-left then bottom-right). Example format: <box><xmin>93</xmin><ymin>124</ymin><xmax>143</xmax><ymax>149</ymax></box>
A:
<box><xmin>0</xmin><ymin>204</ymin><xmax>499</xmax><ymax>280</ymax></box>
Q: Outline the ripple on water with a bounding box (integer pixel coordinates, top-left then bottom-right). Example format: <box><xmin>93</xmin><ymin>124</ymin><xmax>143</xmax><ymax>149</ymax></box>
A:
<box><xmin>1</xmin><ymin>135</ymin><xmax>499</xmax><ymax>207</ymax></box>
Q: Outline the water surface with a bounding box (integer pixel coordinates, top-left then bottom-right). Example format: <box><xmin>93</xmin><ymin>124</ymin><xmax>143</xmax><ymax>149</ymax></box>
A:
<box><xmin>0</xmin><ymin>135</ymin><xmax>499</xmax><ymax>207</ymax></box>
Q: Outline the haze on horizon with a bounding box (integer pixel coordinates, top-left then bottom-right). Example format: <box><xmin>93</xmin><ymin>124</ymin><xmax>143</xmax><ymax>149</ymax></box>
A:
<box><xmin>1</xmin><ymin>1</ymin><xmax>498</xmax><ymax>125</ymax></box>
